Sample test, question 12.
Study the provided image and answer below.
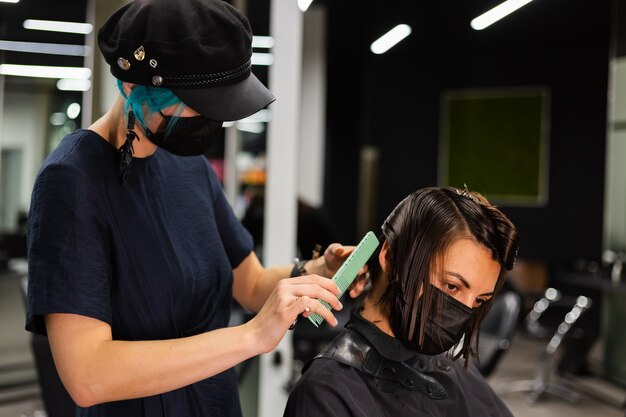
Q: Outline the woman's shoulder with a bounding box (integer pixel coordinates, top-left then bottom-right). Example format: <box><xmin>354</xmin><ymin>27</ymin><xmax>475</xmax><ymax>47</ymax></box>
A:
<box><xmin>295</xmin><ymin>357</ymin><xmax>368</xmax><ymax>394</ymax></box>
<box><xmin>284</xmin><ymin>358</ymin><xmax>371</xmax><ymax>417</ymax></box>
<box><xmin>302</xmin><ymin>356</ymin><xmax>357</xmax><ymax>378</ymax></box>
<box><xmin>444</xmin><ymin>356</ymin><xmax>490</xmax><ymax>383</ymax></box>
<box><xmin>34</xmin><ymin>130</ymin><xmax>117</xmax><ymax>201</ymax></box>
<box><xmin>39</xmin><ymin>129</ymin><xmax>116</xmax><ymax>179</ymax></box>
<box><xmin>437</xmin><ymin>357</ymin><xmax>514</xmax><ymax>416</ymax></box>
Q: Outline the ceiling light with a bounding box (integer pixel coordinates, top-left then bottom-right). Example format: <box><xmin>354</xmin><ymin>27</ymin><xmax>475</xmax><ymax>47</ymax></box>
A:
<box><xmin>57</xmin><ymin>79</ymin><xmax>92</xmax><ymax>91</ymax></box>
<box><xmin>66</xmin><ymin>103</ymin><xmax>81</xmax><ymax>119</ymax></box>
<box><xmin>0</xmin><ymin>0</ymin><xmax>20</xmax><ymax>3</ymax></box>
<box><xmin>0</xmin><ymin>40</ymin><xmax>90</xmax><ymax>56</ymax></box>
<box><xmin>23</xmin><ymin>19</ymin><xmax>93</xmax><ymax>35</ymax></box>
<box><xmin>0</xmin><ymin>64</ymin><xmax>91</xmax><ymax>79</ymax></box>
<box><xmin>470</xmin><ymin>0</ymin><xmax>535</xmax><ymax>30</ymax></box>
<box><xmin>49</xmin><ymin>112</ymin><xmax>67</xmax><ymax>126</ymax></box>
<box><xmin>298</xmin><ymin>0</ymin><xmax>314</xmax><ymax>12</ymax></box>
<box><xmin>370</xmin><ymin>24</ymin><xmax>412</xmax><ymax>55</ymax></box>
<box><xmin>252</xmin><ymin>36</ymin><xmax>275</xmax><ymax>49</ymax></box>
<box><xmin>252</xmin><ymin>52</ymin><xmax>274</xmax><ymax>66</ymax></box>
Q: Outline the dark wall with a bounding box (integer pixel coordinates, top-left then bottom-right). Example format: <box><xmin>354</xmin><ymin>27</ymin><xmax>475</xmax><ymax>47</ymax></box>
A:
<box><xmin>323</xmin><ymin>0</ymin><xmax>610</xmax><ymax>267</ymax></box>
<box><xmin>615</xmin><ymin>0</ymin><xmax>626</xmax><ymax>57</ymax></box>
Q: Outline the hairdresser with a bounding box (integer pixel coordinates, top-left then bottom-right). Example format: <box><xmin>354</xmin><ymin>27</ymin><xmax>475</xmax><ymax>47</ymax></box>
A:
<box><xmin>25</xmin><ymin>1</ymin><xmax>363</xmax><ymax>416</ymax></box>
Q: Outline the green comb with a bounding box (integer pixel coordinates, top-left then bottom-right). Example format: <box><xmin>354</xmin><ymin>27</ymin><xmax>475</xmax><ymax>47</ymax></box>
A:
<box><xmin>308</xmin><ymin>231</ymin><xmax>380</xmax><ymax>327</ymax></box>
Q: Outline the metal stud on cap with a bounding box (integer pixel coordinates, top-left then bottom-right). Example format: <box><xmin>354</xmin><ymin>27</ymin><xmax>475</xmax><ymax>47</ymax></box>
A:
<box><xmin>117</xmin><ymin>57</ymin><xmax>131</xmax><ymax>70</ymax></box>
<box><xmin>149</xmin><ymin>59</ymin><xmax>158</xmax><ymax>68</ymax></box>
<box><xmin>152</xmin><ymin>75</ymin><xmax>163</xmax><ymax>86</ymax></box>
<box><xmin>133</xmin><ymin>45</ymin><xmax>145</xmax><ymax>61</ymax></box>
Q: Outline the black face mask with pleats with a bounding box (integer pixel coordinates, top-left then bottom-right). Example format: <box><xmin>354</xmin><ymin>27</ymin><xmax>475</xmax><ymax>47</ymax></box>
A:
<box><xmin>401</xmin><ymin>285</ymin><xmax>475</xmax><ymax>355</ymax></box>
<box><xmin>145</xmin><ymin>113</ymin><xmax>223</xmax><ymax>156</ymax></box>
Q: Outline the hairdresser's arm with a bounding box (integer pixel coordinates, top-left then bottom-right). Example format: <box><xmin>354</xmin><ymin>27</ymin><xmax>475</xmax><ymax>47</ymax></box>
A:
<box><xmin>45</xmin><ymin>267</ymin><xmax>342</xmax><ymax>408</ymax></box>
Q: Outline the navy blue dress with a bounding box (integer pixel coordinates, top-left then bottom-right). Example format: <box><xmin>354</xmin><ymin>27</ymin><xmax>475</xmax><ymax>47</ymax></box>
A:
<box><xmin>26</xmin><ymin>130</ymin><xmax>253</xmax><ymax>417</ymax></box>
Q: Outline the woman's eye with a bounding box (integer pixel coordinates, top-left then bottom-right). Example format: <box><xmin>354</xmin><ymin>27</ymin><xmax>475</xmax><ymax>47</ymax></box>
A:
<box><xmin>475</xmin><ymin>298</ymin><xmax>487</xmax><ymax>306</ymax></box>
<box><xmin>445</xmin><ymin>283</ymin><xmax>459</xmax><ymax>292</ymax></box>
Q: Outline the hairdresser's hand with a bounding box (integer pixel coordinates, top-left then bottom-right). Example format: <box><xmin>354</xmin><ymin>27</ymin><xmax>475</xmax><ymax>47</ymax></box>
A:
<box><xmin>326</xmin><ymin>243</ymin><xmax>369</xmax><ymax>298</ymax></box>
<box><xmin>248</xmin><ymin>275</ymin><xmax>343</xmax><ymax>353</ymax></box>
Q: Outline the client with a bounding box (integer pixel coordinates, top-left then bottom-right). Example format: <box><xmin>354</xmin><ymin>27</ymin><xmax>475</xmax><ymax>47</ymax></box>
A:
<box><xmin>284</xmin><ymin>186</ymin><xmax>519</xmax><ymax>417</ymax></box>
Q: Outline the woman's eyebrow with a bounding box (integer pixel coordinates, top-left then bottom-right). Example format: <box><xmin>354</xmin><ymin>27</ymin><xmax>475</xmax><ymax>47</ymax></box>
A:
<box><xmin>445</xmin><ymin>271</ymin><xmax>470</xmax><ymax>288</ymax></box>
<box><xmin>445</xmin><ymin>271</ymin><xmax>494</xmax><ymax>297</ymax></box>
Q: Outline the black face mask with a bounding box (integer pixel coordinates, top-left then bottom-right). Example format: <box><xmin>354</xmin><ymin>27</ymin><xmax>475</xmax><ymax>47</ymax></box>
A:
<box><xmin>398</xmin><ymin>285</ymin><xmax>475</xmax><ymax>355</ymax></box>
<box><xmin>145</xmin><ymin>112</ymin><xmax>223</xmax><ymax>156</ymax></box>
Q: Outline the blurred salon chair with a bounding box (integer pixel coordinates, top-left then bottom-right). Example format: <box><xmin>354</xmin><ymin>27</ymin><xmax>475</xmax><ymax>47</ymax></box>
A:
<box><xmin>497</xmin><ymin>288</ymin><xmax>593</xmax><ymax>403</ymax></box>
<box><xmin>477</xmin><ymin>290</ymin><xmax>522</xmax><ymax>377</ymax></box>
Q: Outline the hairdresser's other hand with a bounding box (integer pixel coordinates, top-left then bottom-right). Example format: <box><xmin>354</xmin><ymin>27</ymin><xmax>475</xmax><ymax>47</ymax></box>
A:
<box><xmin>300</xmin><ymin>243</ymin><xmax>369</xmax><ymax>297</ymax></box>
<box><xmin>318</xmin><ymin>243</ymin><xmax>369</xmax><ymax>298</ymax></box>
<box><xmin>248</xmin><ymin>275</ymin><xmax>342</xmax><ymax>353</ymax></box>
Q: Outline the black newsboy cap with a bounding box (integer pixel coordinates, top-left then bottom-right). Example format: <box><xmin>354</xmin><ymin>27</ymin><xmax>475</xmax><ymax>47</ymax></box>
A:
<box><xmin>98</xmin><ymin>0</ymin><xmax>275</xmax><ymax>121</ymax></box>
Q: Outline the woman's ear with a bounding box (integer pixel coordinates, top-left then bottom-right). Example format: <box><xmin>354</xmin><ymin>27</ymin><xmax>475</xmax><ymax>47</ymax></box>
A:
<box><xmin>121</xmin><ymin>82</ymin><xmax>137</xmax><ymax>97</ymax></box>
<box><xmin>378</xmin><ymin>241</ymin><xmax>390</xmax><ymax>273</ymax></box>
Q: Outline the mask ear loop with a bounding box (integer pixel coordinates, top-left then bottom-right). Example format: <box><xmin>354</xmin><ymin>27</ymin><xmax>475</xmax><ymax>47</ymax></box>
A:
<box><xmin>119</xmin><ymin>110</ymin><xmax>140</xmax><ymax>185</ymax></box>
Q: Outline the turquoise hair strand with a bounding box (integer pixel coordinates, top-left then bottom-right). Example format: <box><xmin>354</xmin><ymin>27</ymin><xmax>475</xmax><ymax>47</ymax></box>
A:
<box><xmin>116</xmin><ymin>79</ymin><xmax>184</xmax><ymax>136</ymax></box>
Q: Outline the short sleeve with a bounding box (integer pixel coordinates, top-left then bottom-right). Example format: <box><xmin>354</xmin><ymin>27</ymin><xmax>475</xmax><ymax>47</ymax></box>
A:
<box><xmin>26</xmin><ymin>163</ymin><xmax>112</xmax><ymax>335</ymax></box>
<box><xmin>204</xmin><ymin>160</ymin><xmax>253</xmax><ymax>268</ymax></box>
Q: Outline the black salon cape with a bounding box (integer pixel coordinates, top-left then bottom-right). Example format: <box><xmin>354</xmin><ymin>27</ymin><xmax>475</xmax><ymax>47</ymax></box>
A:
<box><xmin>284</xmin><ymin>312</ymin><xmax>514</xmax><ymax>417</ymax></box>
<box><xmin>26</xmin><ymin>130</ymin><xmax>253</xmax><ymax>417</ymax></box>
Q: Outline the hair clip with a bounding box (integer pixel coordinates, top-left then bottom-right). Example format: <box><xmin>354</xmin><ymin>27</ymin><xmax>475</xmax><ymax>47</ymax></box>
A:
<box><xmin>456</xmin><ymin>184</ymin><xmax>479</xmax><ymax>204</ymax></box>
<box><xmin>455</xmin><ymin>183</ymin><xmax>470</xmax><ymax>197</ymax></box>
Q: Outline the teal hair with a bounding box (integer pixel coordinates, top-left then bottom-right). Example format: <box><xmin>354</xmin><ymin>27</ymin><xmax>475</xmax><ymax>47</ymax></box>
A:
<box><xmin>117</xmin><ymin>79</ymin><xmax>184</xmax><ymax>135</ymax></box>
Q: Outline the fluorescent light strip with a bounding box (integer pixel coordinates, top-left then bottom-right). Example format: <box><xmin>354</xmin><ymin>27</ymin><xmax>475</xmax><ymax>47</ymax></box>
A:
<box><xmin>57</xmin><ymin>78</ymin><xmax>91</xmax><ymax>91</ymax></box>
<box><xmin>0</xmin><ymin>40</ymin><xmax>90</xmax><ymax>57</ymax></box>
<box><xmin>0</xmin><ymin>0</ymin><xmax>20</xmax><ymax>3</ymax></box>
<box><xmin>252</xmin><ymin>52</ymin><xmax>274</xmax><ymax>66</ymax></box>
<box><xmin>298</xmin><ymin>0</ymin><xmax>314</xmax><ymax>12</ymax></box>
<box><xmin>370</xmin><ymin>24</ymin><xmax>412</xmax><ymax>55</ymax></box>
<box><xmin>0</xmin><ymin>64</ymin><xmax>91</xmax><ymax>79</ymax></box>
<box><xmin>23</xmin><ymin>19</ymin><xmax>93</xmax><ymax>35</ymax></box>
<box><xmin>470</xmin><ymin>0</ymin><xmax>535</xmax><ymax>30</ymax></box>
<box><xmin>252</xmin><ymin>36</ymin><xmax>275</xmax><ymax>49</ymax></box>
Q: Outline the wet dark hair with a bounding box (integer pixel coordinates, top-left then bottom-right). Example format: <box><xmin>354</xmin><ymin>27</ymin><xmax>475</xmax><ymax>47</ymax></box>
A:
<box><xmin>366</xmin><ymin>186</ymin><xmax>519</xmax><ymax>366</ymax></box>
